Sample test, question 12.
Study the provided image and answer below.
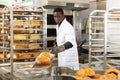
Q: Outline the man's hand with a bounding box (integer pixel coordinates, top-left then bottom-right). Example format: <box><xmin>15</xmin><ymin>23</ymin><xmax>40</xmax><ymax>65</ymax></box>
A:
<box><xmin>51</xmin><ymin>45</ymin><xmax>65</xmax><ymax>54</ymax></box>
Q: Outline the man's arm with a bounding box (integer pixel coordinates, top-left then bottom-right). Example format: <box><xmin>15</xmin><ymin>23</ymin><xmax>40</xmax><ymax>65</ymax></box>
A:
<box><xmin>51</xmin><ymin>41</ymin><xmax>73</xmax><ymax>54</ymax></box>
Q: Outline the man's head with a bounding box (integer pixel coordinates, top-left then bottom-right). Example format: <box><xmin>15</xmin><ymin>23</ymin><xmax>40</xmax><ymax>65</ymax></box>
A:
<box><xmin>53</xmin><ymin>8</ymin><xmax>64</xmax><ymax>24</ymax></box>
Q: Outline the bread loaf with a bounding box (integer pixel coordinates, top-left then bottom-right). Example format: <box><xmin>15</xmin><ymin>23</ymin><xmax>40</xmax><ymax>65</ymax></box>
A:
<box><xmin>13</xmin><ymin>43</ymin><xmax>28</xmax><ymax>49</ymax></box>
<box><xmin>14</xmin><ymin>34</ymin><xmax>28</xmax><ymax>40</ymax></box>
<box><xmin>31</xmin><ymin>52</ymin><xmax>39</xmax><ymax>57</ymax></box>
<box><xmin>14</xmin><ymin>30</ymin><xmax>28</xmax><ymax>34</ymax></box>
<box><xmin>24</xmin><ymin>20</ymin><xmax>30</xmax><ymax>25</ymax></box>
<box><xmin>28</xmin><ymin>43</ymin><xmax>40</xmax><ymax>49</ymax></box>
<box><xmin>0</xmin><ymin>54</ymin><xmax>4</xmax><ymax>58</ymax></box>
<box><xmin>18</xmin><ymin>53</ymin><xmax>31</xmax><ymax>58</ymax></box>
<box><xmin>13</xmin><ymin>20</ymin><xmax>24</xmax><ymax>25</ymax></box>
<box><xmin>29</xmin><ymin>34</ymin><xmax>40</xmax><ymax>39</ymax></box>
<box><xmin>6</xmin><ymin>53</ymin><xmax>19</xmax><ymax>59</ymax></box>
<box><xmin>35</xmin><ymin>51</ymin><xmax>51</xmax><ymax>65</ymax></box>
<box><xmin>31</xmin><ymin>20</ymin><xmax>43</xmax><ymax>25</ymax></box>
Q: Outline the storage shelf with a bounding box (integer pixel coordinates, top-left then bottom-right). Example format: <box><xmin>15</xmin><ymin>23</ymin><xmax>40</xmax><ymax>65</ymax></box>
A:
<box><xmin>13</xmin><ymin>28</ymin><xmax>41</xmax><ymax>31</ymax></box>
<box><xmin>13</xmin><ymin>15</ymin><xmax>43</xmax><ymax>17</ymax></box>
<box><xmin>13</xmin><ymin>10</ymin><xmax>43</xmax><ymax>13</ymax></box>
<box><xmin>12</xmin><ymin>7</ymin><xmax>47</xmax><ymax>63</ymax></box>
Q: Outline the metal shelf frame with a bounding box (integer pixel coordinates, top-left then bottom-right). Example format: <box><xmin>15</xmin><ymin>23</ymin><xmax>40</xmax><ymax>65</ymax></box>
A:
<box><xmin>89</xmin><ymin>8</ymin><xmax>120</xmax><ymax>70</ymax></box>
<box><xmin>88</xmin><ymin>10</ymin><xmax>106</xmax><ymax>71</ymax></box>
<box><xmin>104</xmin><ymin>8</ymin><xmax>120</xmax><ymax>69</ymax></box>
<box><xmin>0</xmin><ymin>3</ymin><xmax>13</xmax><ymax>80</ymax></box>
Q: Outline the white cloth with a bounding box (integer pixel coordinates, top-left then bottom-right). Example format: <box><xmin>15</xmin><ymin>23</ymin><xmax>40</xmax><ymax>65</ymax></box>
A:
<box><xmin>56</xmin><ymin>18</ymin><xmax>79</xmax><ymax>70</ymax></box>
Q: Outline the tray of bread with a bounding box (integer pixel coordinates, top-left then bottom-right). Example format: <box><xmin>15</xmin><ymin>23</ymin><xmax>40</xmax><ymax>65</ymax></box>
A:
<box><xmin>13</xmin><ymin>43</ymin><xmax>41</xmax><ymax>50</ymax></box>
<box><xmin>6</xmin><ymin>51</ymin><xmax>40</xmax><ymax>62</ymax></box>
<box><xmin>50</xmin><ymin>66</ymin><xmax>120</xmax><ymax>80</ymax></box>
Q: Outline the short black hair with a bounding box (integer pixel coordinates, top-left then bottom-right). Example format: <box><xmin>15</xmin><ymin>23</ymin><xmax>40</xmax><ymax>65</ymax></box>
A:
<box><xmin>53</xmin><ymin>7</ymin><xmax>64</xmax><ymax>15</ymax></box>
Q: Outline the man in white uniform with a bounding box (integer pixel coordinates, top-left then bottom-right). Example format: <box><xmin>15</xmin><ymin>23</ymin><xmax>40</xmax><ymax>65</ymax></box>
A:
<box><xmin>52</xmin><ymin>8</ymin><xmax>79</xmax><ymax>70</ymax></box>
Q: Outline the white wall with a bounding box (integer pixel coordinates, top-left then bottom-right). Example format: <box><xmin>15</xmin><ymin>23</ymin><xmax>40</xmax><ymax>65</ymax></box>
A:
<box><xmin>107</xmin><ymin>0</ymin><xmax>120</xmax><ymax>9</ymax></box>
<box><xmin>79</xmin><ymin>1</ymin><xmax>97</xmax><ymax>31</ymax></box>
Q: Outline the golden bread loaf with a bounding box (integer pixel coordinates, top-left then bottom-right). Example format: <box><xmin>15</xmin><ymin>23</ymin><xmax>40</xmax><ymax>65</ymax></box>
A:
<box><xmin>74</xmin><ymin>68</ymin><xmax>95</xmax><ymax>78</ymax></box>
<box><xmin>29</xmin><ymin>34</ymin><xmax>40</xmax><ymax>40</ymax></box>
<box><xmin>31</xmin><ymin>20</ymin><xmax>43</xmax><ymax>25</ymax></box>
<box><xmin>14</xmin><ymin>34</ymin><xmax>28</xmax><ymax>40</ymax></box>
<box><xmin>0</xmin><ymin>54</ymin><xmax>4</xmax><ymax>58</ymax></box>
<box><xmin>13</xmin><ymin>20</ymin><xmax>24</xmax><ymax>25</ymax></box>
<box><xmin>6</xmin><ymin>53</ymin><xmax>19</xmax><ymax>59</ymax></box>
<box><xmin>93</xmin><ymin>73</ymin><xmax>102</xmax><ymax>79</ymax></box>
<box><xmin>13</xmin><ymin>43</ymin><xmax>28</xmax><ymax>49</ymax></box>
<box><xmin>31</xmin><ymin>52</ymin><xmax>39</xmax><ymax>58</ymax></box>
<box><xmin>105</xmin><ymin>68</ymin><xmax>120</xmax><ymax>75</ymax></box>
<box><xmin>14</xmin><ymin>30</ymin><xmax>28</xmax><ymax>34</ymax></box>
<box><xmin>18</xmin><ymin>53</ymin><xmax>31</xmax><ymax>58</ymax></box>
<box><xmin>28</xmin><ymin>43</ymin><xmax>40</xmax><ymax>49</ymax></box>
<box><xmin>35</xmin><ymin>51</ymin><xmax>52</xmax><ymax>65</ymax></box>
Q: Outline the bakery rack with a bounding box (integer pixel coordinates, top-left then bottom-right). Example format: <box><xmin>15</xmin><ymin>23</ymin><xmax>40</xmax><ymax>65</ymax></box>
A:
<box><xmin>88</xmin><ymin>10</ymin><xmax>106</xmax><ymax>71</ymax></box>
<box><xmin>12</xmin><ymin>6</ymin><xmax>47</xmax><ymax>62</ymax></box>
<box><xmin>104</xmin><ymin>8</ymin><xmax>120</xmax><ymax>69</ymax></box>
<box><xmin>89</xmin><ymin>8</ymin><xmax>120</xmax><ymax>71</ymax></box>
<box><xmin>0</xmin><ymin>3</ymin><xmax>13</xmax><ymax>80</ymax></box>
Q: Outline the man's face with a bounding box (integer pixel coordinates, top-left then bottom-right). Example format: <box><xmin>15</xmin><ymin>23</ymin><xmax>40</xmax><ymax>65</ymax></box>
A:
<box><xmin>53</xmin><ymin>12</ymin><xmax>64</xmax><ymax>24</ymax></box>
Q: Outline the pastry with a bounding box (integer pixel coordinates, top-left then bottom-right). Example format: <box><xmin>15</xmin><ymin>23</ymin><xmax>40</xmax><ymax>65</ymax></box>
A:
<box><xmin>74</xmin><ymin>68</ymin><xmax>86</xmax><ymax>77</ymax></box>
<box><xmin>93</xmin><ymin>73</ymin><xmax>102</xmax><ymax>79</ymax></box>
<box><xmin>84</xmin><ymin>67</ymin><xmax>95</xmax><ymax>77</ymax></box>
<box><xmin>105</xmin><ymin>68</ymin><xmax>120</xmax><ymax>75</ymax></box>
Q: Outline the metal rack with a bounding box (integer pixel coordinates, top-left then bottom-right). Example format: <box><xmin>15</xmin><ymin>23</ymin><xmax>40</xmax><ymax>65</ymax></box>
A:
<box><xmin>0</xmin><ymin>3</ymin><xmax>13</xmax><ymax>80</ymax></box>
<box><xmin>88</xmin><ymin>10</ymin><xmax>106</xmax><ymax>71</ymax></box>
<box><xmin>89</xmin><ymin>8</ymin><xmax>120</xmax><ymax>71</ymax></box>
<box><xmin>12</xmin><ymin>6</ymin><xmax>47</xmax><ymax>61</ymax></box>
<box><xmin>105</xmin><ymin>8</ymin><xmax>120</xmax><ymax>69</ymax></box>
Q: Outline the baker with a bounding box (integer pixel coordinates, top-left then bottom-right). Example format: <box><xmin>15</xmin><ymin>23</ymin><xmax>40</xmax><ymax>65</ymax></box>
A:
<box><xmin>51</xmin><ymin>7</ymin><xmax>79</xmax><ymax>70</ymax></box>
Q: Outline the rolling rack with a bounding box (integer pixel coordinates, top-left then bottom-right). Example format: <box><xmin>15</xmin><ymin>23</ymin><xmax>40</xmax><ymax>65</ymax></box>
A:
<box><xmin>0</xmin><ymin>4</ymin><xmax>13</xmax><ymax>80</ymax></box>
<box><xmin>0</xmin><ymin>4</ymin><xmax>47</xmax><ymax>80</ymax></box>
<box><xmin>104</xmin><ymin>8</ymin><xmax>120</xmax><ymax>69</ymax></box>
<box><xmin>88</xmin><ymin>10</ymin><xmax>106</xmax><ymax>71</ymax></box>
<box><xmin>12</xmin><ymin>6</ymin><xmax>47</xmax><ymax>62</ymax></box>
<box><xmin>89</xmin><ymin>8</ymin><xmax>120</xmax><ymax>71</ymax></box>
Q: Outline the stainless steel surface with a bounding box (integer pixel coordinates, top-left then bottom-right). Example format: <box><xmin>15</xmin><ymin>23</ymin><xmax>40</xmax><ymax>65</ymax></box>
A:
<box><xmin>0</xmin><ymin>62</ymin><xmax>50</xmax><ymax>80</ymax></box>
<box><xmin>41</xmin><ymin>0</ymin><xmax>90</xmax><ymax>11</ymax></box>
<box><xmin>51</xmin><ymin>66</ymin><xmax>75</xmax><ymax>76</ymax></box>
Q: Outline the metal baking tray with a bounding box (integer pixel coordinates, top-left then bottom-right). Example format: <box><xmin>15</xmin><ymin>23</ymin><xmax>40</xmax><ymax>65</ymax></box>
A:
<box><xmin>50</xmin><ymin>66</ymin><xmax>76</xmax><ymax>76</ymax></box>
<box><xmin>39</xmin><ymin>76</ymin><xmax>76</xmax><ymax>80</ymax></box>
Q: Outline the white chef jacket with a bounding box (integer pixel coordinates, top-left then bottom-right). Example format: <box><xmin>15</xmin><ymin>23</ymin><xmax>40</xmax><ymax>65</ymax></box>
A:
<box><xmin>56</xmin><ymin>18</ymin><xmax>79</xmax><ymax>70</ymax></box>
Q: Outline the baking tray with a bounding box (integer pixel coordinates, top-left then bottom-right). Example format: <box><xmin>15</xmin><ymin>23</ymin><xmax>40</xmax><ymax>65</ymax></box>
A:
<box><xmin>39</xmin><ymin>76</ymin><xmax>76</xmax><ymax>80</ymax></box>
<box><xmin>51</xmin><ymin>66</ymin><xmax>76</xmax><ymax>76</ymax></box>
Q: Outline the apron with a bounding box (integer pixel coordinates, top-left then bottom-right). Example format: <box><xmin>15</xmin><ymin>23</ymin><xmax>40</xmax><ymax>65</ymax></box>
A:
<box><xmin>56</xmin><ymin>18</ymin><xmax>79</xmax><ymax>70</ymax></box>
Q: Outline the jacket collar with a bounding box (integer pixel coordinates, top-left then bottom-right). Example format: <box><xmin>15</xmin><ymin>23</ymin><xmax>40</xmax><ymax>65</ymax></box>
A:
<box><xmin>58</xmin><ymin>18</ymin><xmax>65</xmax><ymax>28</ymax></box>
